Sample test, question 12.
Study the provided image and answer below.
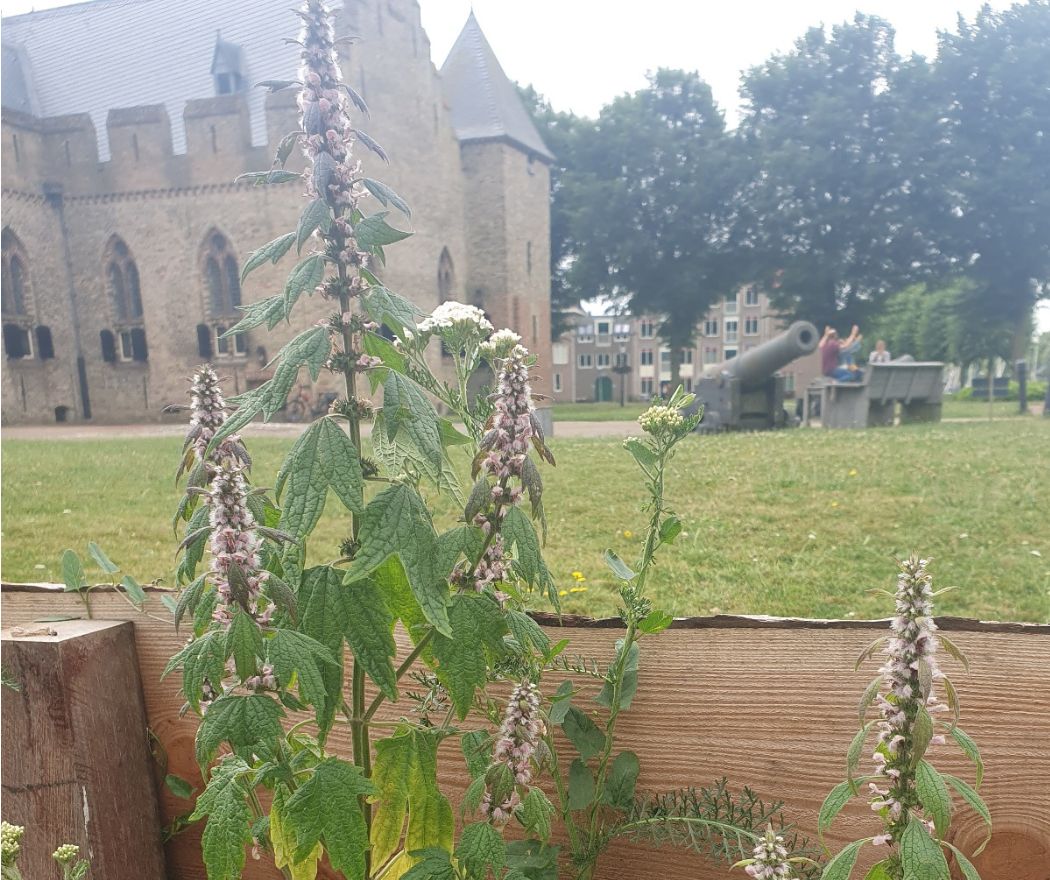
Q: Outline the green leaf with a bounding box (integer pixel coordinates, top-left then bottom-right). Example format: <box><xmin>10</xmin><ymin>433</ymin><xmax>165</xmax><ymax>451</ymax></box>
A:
<box><xmin>567</xmin><ymin>758</ymin><xmax>596</xmax><ymax>810</ymax></box>
<box><xmin>638</xmin><ymin>608</ymin><xmax>673</xmax><ymax>634</ymax></box>
<box><xmin>548</xmin><ymin>680</ymin><xmax>574</xmax><ymax>724</ymax></box>
<box><xmin>561</xmin><ymin>706</ymin><xmax>606</xmax><ymax>760</ymax></box>
<box><xmin>521</xmin><ymin>788</ymin><xmax>555</xmax><ymax>841</ymax></box>
<box><xmin>859</xmin><ymin>675</ymin><xmax>883</xmax><ymax>723</ymax></box>
<box><xmin>275</xmin><ymin>421</ymin><xmax>330</xmax><ymax>539</ymax></box>
<box><xmin>319</xmin><ymin>417</ymin><xmax>364</xmax><ymax>514</ymax></box>
<box><xmin>822</xmin><ymin>839</ymin><xmax>866</xmax><ymax>880</ymax></box>
<box><xmin>503</xmin><ymin>506</ymin><xmax>557</xmax><ymax>603</ymax></box>
<box><xmin>603</xmin><ymin>751</ymin><xmax>640</xmax><ymax>809</ymax></box>
<box><xmin>282</xmin><ymin>254</ymin><xmax>325</xmax><ymax>313</ymax></box>
<box><xmin>854</xmin><ymin>636</ymin><xmax>889</xmax><ymax>671</ymax></box>
<box><xmin>847</xmin><ymin>721</ymin><xmax>877</xmax><ymax>786</ymax></box>
<box><xmin>948</xmin><ymin>727</ymin><xmax>984</xmax><ymax>788</ymax></box>
<box><xmin>165</xmin><ymin>773</ymin><xmax>194</xmax><ymax>799</ymax></box>
<box><xmin>240</xmin><ymin>231</ymin><xmax>295</xmax><ymax>282</ymax></box>
<box><xmin>402</xmin><ymin>849</ymin><xmax>456</xmax><ymax>880</ymax></box>
<box><xmin>863</xmin><ymin>861</ymin><xmax>895</xmax><ymax>880</ymax></box>
<box><xmin>942</xmin><ymin>774</ymin><xmax>991</xmax><ymax>854</ymax></box>
<box><xmin>506</xmin><ymin>609</ymin><xmax>550</xmax><ymax>655</ymax></box>
<box><xmin>342</xmin><ymin>578</ymin><xmax>398</xmax><ymax>700</ymax></box>
<box><xmin>623</xmin><ymin>436</ymin><xmax>656</xmax><ymax>468</ymax></box>
<box><xmin>265</xmin><ymin>326</ymin><xmax>331</xmax><ymax>419</ymax></box>
<box><xmin>225</xmin><ymin>609</ymin><xmax>263</xmax><ymax>680</ymax></box>
<box><xmin>267</xmin><ymin>628</ymin><xmax>337</xmax><ymax>716</ymax></box>
<box><xmin>61</xmin><ymin>549</ymin><xmax>86</xmax><ymax>592</ymax></box>
<box><xmin>271</xmin><ymin>786</ymin><xmax>323</xmax><ymax>880</ymax></box>
<box><xmin>236</xmin><ymin>169</ymin><xmax>302</xmax><ymax>185</ymax></box>
<box><xmin>432</xmin><ymin>593</ymin><xmax>507</xmax><ymax>718</ymax></box>
<box><xmin>195</xmin><ymin>694</ymin><xmax>284</xmax><ymax>766</ymax></box>
<box><xmin>164</xmin><ymin>629</ymin><xmax>226</xmax><ymax>711</ymax></box>
<box><xmin>658</xmin><ymin>515</ymin><xmax>683</xmax><ymax>545</ymax></box>
<box><xmin>355</xmin><ymin>211</ymin><xmax>412</xmax><ymax>248</ymax></box>
<box><xmin>915</xmin><ymin>760</ymin><xmax>952</xmax><ymax>838</ymax></box>
<box><xmin>455</xmin><ymin>822</ymin><xmax>506</xmax><ymax>876</ymax></box>
<box><xmin>362</xmin><ymin>178</ymin><xmax>412</xmax><ymax>216</ymax></box>
<box><xmin>87</xmin><ymin>541</ymin><xmax>119</xmax><ymax>574</ymax></box>
<box><xmin>361</xmin><ymin>286</ymin><xmax>418</xmax><ymax>335</ymax></box>
<box><xmin>461</xmin><ymin>730</ymin><xmax>492</xmax><ymax>779</ymax></box>
<box><xmin>603</xmin><ymin>548</ymin><xmax>637</xmax><ymax>581</ymax></box>
<box><xmin>344</xmin><ymin>484</ymin><xmax>450</xmax><ymax>636</ymax></box>
<box><xmin>226</xmin><ymin>293</ymin><xmax>292</xmax><ymax>335</ymax></box>
<box><xmin>297</xmin><ymin>566</ymin><xmax>347</xmax><ymax>734</ymax></box>
<box><xmin>384</xmin><ymin>372</ymin><xmax>444</xmax><ymax>470</ymax></box>
<box><xmin>284</xmin><ymin>758</ymin><xmax>374</xmax><ymax>875</ymax></box>
<box><xmin>595</xmin><ymin>639</ymin><xmax>639</xmax><ymax>710</ymax></box>
<box><xmin>362</xmin><ymin>330</ymin><xmax>407</xmax><ymax>375</ymax></box>
<box><xmin>911</xmin><ymin>707</ymin><xmax>934</xmax><ymax>769</ymax></box>
<box><xmin>942</xmin><ymin>841</ymin><xmax>983</xmax><ymax>880</ymax></box>
<box><xmin>900</xmin><ymin>814</ymin><xmax>949</xmax><ymax>880</ymax></box>
<box><xmin>189</xmin><ymin>758</ymin><xmax>252</xmax><ymax>880</ymax></box>
<box><xmin>296</xmin><ymin>198</ymin><xmax>331</xmax><ymax>252</ymax></box>
<box><xmin>818</xmin><ymin>780</ymin><xmax>856</xmax><ymax>838</ymax></box>
<box><xmin>120</xmin><ymin>575</ymin><xmax>147</xmax><ymax>606</ymax></box>
<box><xmin>937</xmin><ymin>633</ymin><xmax>970</xmax><ymax>672</ymax></box>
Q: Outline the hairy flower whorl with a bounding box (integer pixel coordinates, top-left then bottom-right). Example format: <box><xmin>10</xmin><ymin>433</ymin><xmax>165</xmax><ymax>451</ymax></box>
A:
<box><xmin>189</xmin><ymin>365</ymin><xmax>237</xmax><ymax>464</ymax></box>
<box><xmin>744</xmin><ymin>826</ymin><xmax>794</xmax><ymax>879</ymax></box>
<box><xmin>482</xmin><ymin>682</ymin><xmax>545</xmax><ymax>824</ymax></box>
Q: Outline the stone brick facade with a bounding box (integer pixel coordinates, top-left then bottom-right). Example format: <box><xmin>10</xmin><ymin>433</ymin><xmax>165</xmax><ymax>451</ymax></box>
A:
<box><xmin>0</xmin><ymin>0</ymin><xmax>553</xmax><ymax>424</ymax></box>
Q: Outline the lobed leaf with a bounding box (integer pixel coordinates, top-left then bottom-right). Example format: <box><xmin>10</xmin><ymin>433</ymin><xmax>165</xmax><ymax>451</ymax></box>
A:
<box><xmin>195</xmin><ymin>694</ymin><xmax>285</xmax><ymax>766</ymax></box>
<box><xmin>455</xmin><ymin>822</ymin><xmax>506</xmax><ymax>876</ymax></box>
<box><xmin>431</xmin><ymin>593</ymin><xmax>507</xmax><ymax>718</ymax></box>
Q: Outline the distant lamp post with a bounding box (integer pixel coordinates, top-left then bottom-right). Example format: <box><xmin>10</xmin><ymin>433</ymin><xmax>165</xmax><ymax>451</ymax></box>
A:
<box><xmin>613</xmin><ymin>347</ymin><xmax>631</xmax><ymax>407</ymax></box>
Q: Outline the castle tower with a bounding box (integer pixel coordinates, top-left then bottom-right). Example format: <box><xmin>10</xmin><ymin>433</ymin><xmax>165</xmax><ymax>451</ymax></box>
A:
<box><xmin>441</xmin><ymin>13</ymin><xmax>555</xmax><ymax>398</ymax></box>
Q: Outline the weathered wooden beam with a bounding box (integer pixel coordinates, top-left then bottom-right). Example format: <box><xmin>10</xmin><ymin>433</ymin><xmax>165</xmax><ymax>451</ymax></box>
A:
<box><xmin>1</xmin><ymin>618</ymin><xmax>166</xmax><ymax>879</ymax></box>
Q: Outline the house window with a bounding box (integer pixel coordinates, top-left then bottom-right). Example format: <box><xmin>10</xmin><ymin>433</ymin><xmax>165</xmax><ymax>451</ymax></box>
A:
<box><xmin>597</xmin><ymin>320</ymin><xmax>610</xmax><ymax>336</ymax></box>
<box><xmin>703</xmin><ymin>319</ymin><xmax>718</xmax><ymax>337</ymax></box>
<box><xmin>724</xmin><ymin>319</ymin><xmax>738</xmax><ymax>344</ymax></box>
<box><xmin>554</xmin><ymin>372</ymin><xmax>562</xmax><ymax>392</ymax></box>
<box><xmin>552</xmin><ymin>343</ymin><xmax>568</xmax><ymax>365</ymax></box>
<box><xmin>684</xmin><ymin>378</ymin><xmax>693</xmax><ymax>392</ymax></box>
<box><xmin>744</xmin><ymin>317</ymin><xmax>760</xmax><ymax>335</ymax></box>
<box><xmin>438</xmin><ymin>248</ymin><xmax>455</xmax><ymax>300</ymax></box>
<box><xmin>105</xmin><ymin>237</ymin><xmax>147</xmax><ymax>362</ymax></box>
<box><xmin>615</xmin><ymin>352</ymin><xmax>628</xmax><ymax>368</ymax></box>
<box><xmin>639</xmin><ymin>320</ymin><xmax>655</xmax><ymax>339</ymax></box>
<box><xmin>613</xmin><ymin>323</ymin><xmax>630</xmax><ymax>341</ymax></box>
<box><xmin>703</xmin><ymin>347</ymin><xmax>719</xmax><ymax>364</ymax></box>
<box><xmin>2</xmin><ymin>228</ymin><xmax>37</xmax><ymax>360</ymax></box>
<box><xmin>640</xmin><ymin>378</ymin><xmax>654</xmax><ymax>396</ymax></box>
<box><xmin>724</xmin><ymin>294</ymin><xmax>738</xmax><ymax>315</ymax></box>
<box><xmin>578</xmin><ymin>353</ymin><xmax>593</xmax><ymax>368</ymax></box>
<box><xmin>213</xmin><ymin>325</ymin><xmax>248</xmax><ymax>358</ymax></box>
<box><xmin>576</xmin><ymin>324</ymin><xmax>594</xmax><ymax>343</ymax></box>
<box><xmin>724</xmin><ymin>347</ymin><xmax>737</xmax><ymax>360</ymax></box>
<box><xmin>659</xmin><ymin>350</ymin><xmax>671</xmax><ymax>366</ymax></box>
<box><xmin>597</xmin><ymin>353</ymin><xmax>610</xmax><ymax>368</ymax></box>
<box><xmin>784</xmin><ymin>373</ymin><xmax>796</xmax><ymax>394</ymax></box>
<box><xmin>640</xmin><ymin>349</ymin><xmax>653</xmax><ymax>366</ymax></box>
<box><xmin>202</xmin><ymin>231</ymin><xmax>246</xmax><ymax>357</ymax></box>
<box><xmin>681</xmin><ymin>349</ymin><xmax>693</xmax><ymax>364</ymax></box>
<box><xmin>745</xmin><ymin>286</ymin><xmax>760</xmax><ymax>306</ymax></box>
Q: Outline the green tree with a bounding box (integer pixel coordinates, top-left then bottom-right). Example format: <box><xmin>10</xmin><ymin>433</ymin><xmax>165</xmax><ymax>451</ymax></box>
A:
<box><xmin>735</xmin><ymin>15</ymin><xmax>936</xmax><ymax>331</ymax></box>
<box><xmin>563</xmin><ymin>69</ymin><xmax>741</xmax><ymax>386</ymax></box>
<box><xmin>924</xmin><ymin>1</ymin><xmax>1050</xmax><ymax>357</ymax></box>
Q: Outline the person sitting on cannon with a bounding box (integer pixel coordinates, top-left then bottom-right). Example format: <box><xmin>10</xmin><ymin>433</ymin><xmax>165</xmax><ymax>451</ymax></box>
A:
<box><xmin>868</xmin><ymin>339</ymin><xmax>891</xmax><ymax>364</ymax></box>
<box><xmin>820</xmin><ymin>324</ymin><xmax>863</xmax><ymax>382</ymax></box>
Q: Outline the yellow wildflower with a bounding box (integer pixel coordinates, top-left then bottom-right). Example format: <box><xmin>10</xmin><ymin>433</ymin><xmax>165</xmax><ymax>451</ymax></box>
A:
<box><xmin>622</xmin><ymin>530</ymin><xmax>634</xmax><ymax>539</ymax></box>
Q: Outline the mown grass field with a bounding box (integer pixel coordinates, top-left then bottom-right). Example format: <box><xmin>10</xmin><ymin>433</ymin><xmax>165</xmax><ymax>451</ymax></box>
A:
<box><xmin>2</xmin><ymin>419</ymin><xmax>1048</xmax><ymax>622</ymax></box>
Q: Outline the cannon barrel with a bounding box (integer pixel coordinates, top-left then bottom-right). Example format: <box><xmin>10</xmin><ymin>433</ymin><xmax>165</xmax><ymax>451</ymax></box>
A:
<box><xmin>714</xmin><ymin>321</ymin><xmax>818</xmax><ymax>385</ymax></box>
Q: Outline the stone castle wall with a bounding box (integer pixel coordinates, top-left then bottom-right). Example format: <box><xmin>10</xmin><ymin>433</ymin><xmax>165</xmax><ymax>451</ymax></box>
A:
<box><xmin>1</xmin><ymin>0</ymin><xmax>552</xmax><ymax>423</ymax></box>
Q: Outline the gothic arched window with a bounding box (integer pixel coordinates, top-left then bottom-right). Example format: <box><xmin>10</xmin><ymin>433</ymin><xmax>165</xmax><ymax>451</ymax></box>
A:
<box><xmin>437</xmin><ymin>248</ymin><xmax>455</xmax><ymax>302</ymax></box>
<box><xmin>2</xmin><ymin>228</ymin><xmax>38</xmax><ymax>360</ymax></box>
<box><xmin>201</xmin><ymin>231</ymin><xmax>246</xmax><ymax>357</ymax></box>
<box><xmin>103</xmin><ymin>236</ymin><xmax>148</xmax><ymax>362</ymax></box>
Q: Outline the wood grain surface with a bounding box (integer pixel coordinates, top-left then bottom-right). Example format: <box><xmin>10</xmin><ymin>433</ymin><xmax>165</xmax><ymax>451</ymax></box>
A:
<box><xmin>2</xmin><ymin>584</ymin><xmax>1047</xmax><ymax>879</ymax></box>
<box><xmin>1</xmin><ymin>618</ymin><xmax>167</xmax><ymax>879</ymax></box>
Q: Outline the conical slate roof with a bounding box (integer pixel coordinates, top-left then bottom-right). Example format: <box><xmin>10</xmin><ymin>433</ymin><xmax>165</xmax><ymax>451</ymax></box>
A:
<box><xmin>440</xmin><ymin>12</ymin><xmax>554</xmax><ymax>163</ymax></box>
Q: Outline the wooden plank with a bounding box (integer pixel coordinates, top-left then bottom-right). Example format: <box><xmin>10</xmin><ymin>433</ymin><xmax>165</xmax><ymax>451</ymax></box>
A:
<box><xmin>1</xmin><ymin>618</ymin><xmax>167</xmax><ymax>879</ymax></box>
<box><xmin>2</xmin><ymin>585</ymin><xmax>1048</xmax><ymax>879</ymax></box>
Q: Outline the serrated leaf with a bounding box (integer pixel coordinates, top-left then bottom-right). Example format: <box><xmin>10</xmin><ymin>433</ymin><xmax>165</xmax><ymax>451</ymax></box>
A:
<box><xmin>503</xmin><ymin>506</ymin><xmax>557</xmax><ymax>605</ymax></box>
<box><xmin>461</xmin><ymin>730</ymin><xmax>493</xmax><ymax>779</ymax></box>
<box><xmin>164</xmin><ymin>629</ymin><xmax>225</xmax><ymax>711</ymax></box>
<box><xmin>189</xmin><ymin>758</ymin><xmax>252</xmax><ymax>880</ymax></box>
<box><xmin>432</xmin><ymin>593</ymin><xmax>507</xmax><ymax>718</ymax></box>
<box><xmin>226</xmin><ymin>609</ymin><xmax>262</xmax><ymax>680</ymax></box>
<box><xmin>942</xmin><ymin>675</ymin><xmax>960</xmax><ymax>731</ymax></box>
<box><xmin>271</xmin><ymin>786</ymin><xmax>322</xmax><ymax>880</ymax></box>
<box><xmin>567</xmin><ymin>758</ymin><xmax>596</xmax><ymax>810</ymax></box>
<box><xmin>296</xmin><ymin>198</ymin><xmax>331</xmax><ymax>252</ymax></box>
<box><xmin>819</xmin><ymin>780</ymin><xmax>858</xmax><ymax>846</ymax></box>
<box><xmin>623</xmin><ymin>436</ymin><xmax>656</xmax><ymax>468</ymax></box>
<box><xmin>638</xmin><ymin>608</ymin><xmax>673</xmax><ymax>634</ymax></box>
<box><xmin>942</xmin><ymin>841</ymin><xmax>983</xmax><ymax>880</ymax></box>
<box><xmin>847</xmin><ymin>721</ymin><xmax>877</xmax><ymax>787</ymax></box>
<box><xmin>120</xmin><ymin>575</ymin><xmax>147</xmax><ymax>606</ymax></box>
<box><xmin>241</xmin><ymin>231</ymin><xmax>296</xmax><ymax>282</ymax></box>
<box><xmin>226</xmin><ymin>293</ymin><xmax>290</xmax><ymax>335</ymax></box>
<box><xmin>297</xmin><ymin>566</ymin><xmax>347</xmax><ymax>734</ymax></box>
<box><xmin>456</xmin><ymin>822</ymin><xmax>506</xmax><ymax>875</ymax></box>
<box><xmin>562</xmin><ymin>706</ymin><xmax>605</xmax><ymax>760</ymax></box>
<box><xmin>363</xmin><ymin>329</ymin><xmax>408</xmax><ymax>372</ymax></box>
<box><xmin>344</xmin><ymin>484</ymin><xmax>450</xmax><ymax>636</ymax></box>
<box><xmin>402</xmin><ymin>849</ymin><xmax>455</xmax><ymax>880</ymax></box>
<box><xmin>948</xmin><ymin>727</ymin><xmax>983</xmax><ymax>788</ymax></box>
<box><xmin>61</xmin><ymin>549</ymin><xmax>86</xmax><ymax>592</ymax></box>
<box><xmin>339</xmin><ymin>82</ymin><xmax>369</xmax><ymax>116</ymax></box>
<box><xmin>942</xmin><ymin>774</ymin><xmax>991</xmax><ymax>854</ymax></box>
<box><xmin>603</xmin><ymin>751</ymin><xmax>640</xmax><ymax>809</ymax></box>
<box><xmin>521</xmin><ymin>788</ymin><xmax>555</xmax><ymax>841</ymax></box>
<box><xmin>284</xmin><ymin>758</ymin><xmax>373</xmax><ymax>875</ymax></box>
<box><xmin>383</xmin><ymin>372</ymin><xmax>443</xmax><ymax>469</ymax></box>
<box><xmin>265</xmin><ymin>327</ymin><xmax>331</xmax><ymax>419</ymax></box>
<box><xmin>859</xmin><ymin>675</ymin><xmax>883</xmax><ymax>723</ymax></box>
<box><xmin>268</xmin><ymin>628</ymin><xmax>336</xmax><ymax>718</ymax></box>
<box><xmin>658</xmin><ymin>515</ymin><xmax>683</xmax><ymax>545</ymax></box>
<box><xmin>506</xmin><ymin>609</ymin><xmax>550</xmax><ymax>655</ymax></box>
<box><xmin>900</xmin><ymin>814</ymin><xmax>949</xmax><ymax>880</ymax></box>
<box><xmin>263</xmin><ymin>574</ymin><xmax>298</xmax><ymax>625</ymax></box>
<box><xmin>319</xmin><ymin>417</ymin><xmax>364</xmax><ymax>514</ymax></box>
<box><xmin>282</xmin><ymin>254</ymin><xmax>326</xmax><ymax>313</ymax></box>
<box><xmin>822</xmin><ymin>839</ymin><xmax>867</xmax><ymax>880</ymax></box>
<box><xmin>911</xmin><ymin>707</ymin><xmax>934</xmax><ymax>769</ymax></box>
<box><xmin>917</xmin><ymin>658</ymin><xmax>934</xmax><ymax>702</ymax></box>
<box><xmin>915</xmin><ymin>759</ymin><xmax>952</xmax><ymax>838</ymax></box>
<box><xmin>87</xmin><ymin>541</ymin><xmax>119</xmax><ymax>574</ymax></box>
<box><xmin>362</xmin><ymin>178</ymin><xmax>411</xmax><ymax>217</ymax></box>
<box><xmin>863</xmin><ymin>861</ymin><xmax>895</xmax><ymax>880</ymax></box>
<box><xmin>603</xmin><ymin>548</ymin><xmax>636</xmax><ymax>581</ymax></box>
<box><xmin>342</xmin><ymin>578</ymin><xmax>398</xmax><ymax>700</ymax></box>
<box><xmin>275</xmin><ymin>421</ymin><xmax>330</xmax><ymax>539</ymax></box>
<box><xmin>595</xmin><ymin>639</ymin><xmax>639</xmax><ymax>710</ymax></box>
<box><xmin>235</xmin><ymin>169</ymin><xmax>302</xmax><ymax>186</ymax></box>
<box><xmin>355</xmin><ymin>211</ymin><xmax>411</xmax><ymax>249</ymax></box>
<box><xmin>195</xmin><ymin>693</ymin><xmax>284</xmax><ymax>766</ymax></box>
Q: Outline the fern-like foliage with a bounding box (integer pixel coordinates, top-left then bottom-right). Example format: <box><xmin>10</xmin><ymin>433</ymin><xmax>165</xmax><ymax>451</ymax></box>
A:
<box><xmin>611</xmin><ymin>779</ymin><xmax>823</xmax><ymax>879</ymax></box>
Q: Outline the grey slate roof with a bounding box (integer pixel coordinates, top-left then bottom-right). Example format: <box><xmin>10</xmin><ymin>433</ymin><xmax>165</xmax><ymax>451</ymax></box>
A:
<box><xmin>1</xmin><ymin>0</ymin><xmax>302</xmax><ymax>159</ymax></box>
<box><xmin>440</xmin><ymin>12</ymin><xmax>554</xmax><ymax>163</ymax></box>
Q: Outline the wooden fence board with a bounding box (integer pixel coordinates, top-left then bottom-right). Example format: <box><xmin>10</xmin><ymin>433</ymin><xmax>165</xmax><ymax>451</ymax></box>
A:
<box><xmin>2</xmin><ymin>584</ymin><xmax>1048</xmax><ymax>879</ymax></box>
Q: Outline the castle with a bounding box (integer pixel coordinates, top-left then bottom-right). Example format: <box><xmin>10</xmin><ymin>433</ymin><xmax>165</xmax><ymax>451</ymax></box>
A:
<box><xmin>0</xmin><ymin>0</ymin><xmax>554</xmax><ymax>424</ymax></box>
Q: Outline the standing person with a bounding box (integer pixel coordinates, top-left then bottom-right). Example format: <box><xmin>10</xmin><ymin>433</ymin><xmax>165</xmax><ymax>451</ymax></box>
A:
<box><xmin>820</xmin><ymin>325</ymin><xmax>863</xmax><ymax>382</ymax></box>
<box><xmin>869</xmin><ymin>339</ymin><xmax>891</xmax><ymax>364</ymax></box>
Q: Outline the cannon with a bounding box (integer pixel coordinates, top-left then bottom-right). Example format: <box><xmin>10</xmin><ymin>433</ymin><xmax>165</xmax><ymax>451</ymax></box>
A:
<box><xmin>692</xmin><ymin>321</ymin><xmax>818</xmax><ymax>432</ymax></box>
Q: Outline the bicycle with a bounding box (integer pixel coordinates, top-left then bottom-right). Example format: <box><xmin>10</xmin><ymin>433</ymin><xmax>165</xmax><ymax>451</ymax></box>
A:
<box><xmin>282</xmin><ymin>384</ymin><xmax>339</xmax><ymax>423</ymax></box>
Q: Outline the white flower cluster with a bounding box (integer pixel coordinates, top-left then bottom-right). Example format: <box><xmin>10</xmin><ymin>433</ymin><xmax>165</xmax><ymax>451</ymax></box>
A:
<box><xmin>1</xmin><ymin>822</ymin><xmax>23</xmax><ymax>866</ymax></box>
<box><xmin>744</xmin><ymin>826</ymin><xmax>795</xmax><ymax>879</ymax></box>
<box><xmin>417</xmin><ymin>301</ymin><xmax>493</xmax><ymax>335</ymax></box>
<box><xmin>638</xmin><ymin>403</ymin><xmax>686</xmax><ymax>436</ymax></box>
<box><xmin>480</xmin><ymin>328</ymin><xmax>522</xmax><ymax>360</ymax></box>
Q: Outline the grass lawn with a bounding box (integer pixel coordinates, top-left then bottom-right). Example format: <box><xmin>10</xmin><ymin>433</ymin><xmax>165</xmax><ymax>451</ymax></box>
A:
<box><xmin>552</xmin><ymin>401</ymin><xmax>648</xmax><ymax>421</ymax></box>
<box><xmin>2</xmin><ymin>420</ymin><xmax>1048</xmax><ymax>622</ymax></box>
